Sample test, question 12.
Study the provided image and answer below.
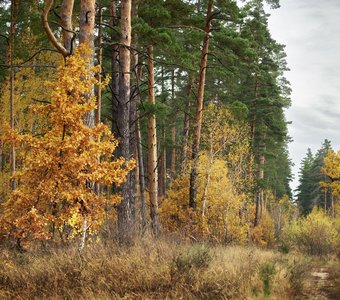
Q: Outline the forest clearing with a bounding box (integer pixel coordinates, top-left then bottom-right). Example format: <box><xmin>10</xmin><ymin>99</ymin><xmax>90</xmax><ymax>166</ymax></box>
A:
<box><xmin>0</xmin><ymin>0</ymin><xmax>339</xmax><ymax>299</ymax></box>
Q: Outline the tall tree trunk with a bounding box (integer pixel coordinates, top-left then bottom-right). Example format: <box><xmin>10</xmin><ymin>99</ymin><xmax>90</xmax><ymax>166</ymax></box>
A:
<box><xmin>127</xmin><ymin>0</ymin><xmax>141</xmax><ymax>225</ymax></box>
<box><xmin>189</xmin><ymin>1</ymin><xmax>213</xmax><ymax>210</ymax></box>
<box><xmin>159</xmin><ymin>126</ymin><xmax>166</xmax><ymax>197</ymax></box>
<box><xmin>110</xmin><ymin>1</ymin><xmax>119</xmax><ymax>136</ymax></box>
<box><xmin>95</xmin><ymin>6</ymin><xmax>103</xmax><ymax>125</ymax></box>
<box><xmin>331</xmin><ymin>193</ymin><xmax>335</xmax><ymax>218</ymax></box>
<box><xmin>79</xmin><ymin>0</ymin><xmax>95</xmax><ymax>129</ymax></box>
<box><xmin>254</xmin><ymin>140</ymin><xmax>265</xmax><ymax>227</ymax></box>
<box><xmin>181</xmin><ymin>77</ymin><xmax>193</xmax><ymax>168</ymax></box>
<box><xmin>170</xmin><ymin>70</ymin><xmax>176</xmax><ymax>178</ymax></box>
<box><xmin>79</xmin><ymin>0</ymin><xmax>95</xmax><ymax>249</ymax></box>
<box><xmin>116</xmin><ymin>0</ymin><xmax>133</xmax><ymax>241</ymax></box>
<box><xmin>201</xmin><ymin>132</ymin><xmax>213</xmax><ymax>218</ymax></box>
<box><xmin>60</xmin><ymin>0</ymin><xmax>75</xmax><ymax>53</ymax></box>
<box><xmin>9</xmin><ymin>0</ymin><xmax>20</xmax><ymax>191</ymax></box>
<box><xmin>130</xmin><ymin>0</ymin><xmax>146</xmax><ymax>231</ymax></box>
<box><xmin>147</xmin><ymin>45</ymin><xmax>159</xmax><ymax>236</ymax></box>
<box><xmin>135</xmin><ymin>64</ymin><xmax>147</xmax><ymax>231</ymax></box>
<box><xmin>170</xmin><ymin>126</ymin><xmax>176</xmax><ymax>178</ymax></box>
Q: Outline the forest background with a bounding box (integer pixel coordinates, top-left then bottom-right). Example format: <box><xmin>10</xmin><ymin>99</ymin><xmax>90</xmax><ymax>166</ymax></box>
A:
<box><xmin>0</xmin><ymin>0</ymin><xmax>339</xmax><ymax>299</ymax></box>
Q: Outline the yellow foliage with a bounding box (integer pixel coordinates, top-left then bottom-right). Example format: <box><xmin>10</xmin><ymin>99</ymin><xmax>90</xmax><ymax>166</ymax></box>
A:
<box><xmin>281</xmin><ymin>208</ymin><xmax>340</xmax><ymax>256</ymax></box>
<box><xmin>0</xmin><ymin>46</ymin><xmax>134</xmax><ymax>244</ymax></box>
<box><xmin>160</xmin><ymin>104</ymin><xmax>252</xmax><ymax>244</ymax></box>
<box><xmin>322</xmin><ymin>149</ymin><xmax>340</xmax><ymax>215</ymax></box>
<box><xmin>251</xmin><ymin>212</ymin><xmax>275</xmax><ymax>248</ymax></box>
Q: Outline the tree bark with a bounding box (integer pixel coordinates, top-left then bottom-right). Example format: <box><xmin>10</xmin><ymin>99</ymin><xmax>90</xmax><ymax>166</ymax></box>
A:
<box><xmin>159</xmin><ymin>126</ymin><xmax>166</xmax><ymax>197</ymax></box>
<box><xmin>9</xmin><ymin>0</ymin><xmax>20</xmax><ymax>191</ymax></box>
<box><xmin>79</xmin><ymin>0</ymin><xmax>95</xmax><ymax>129</ymax></box>
<box><xmin>95</xmin><ymin>6</ymin><xmax>103</xmax><ymax>125</ymax></box>
<box><xmin>202</xmin><ymin>133</ymin><xmax>213</xmax><ymax>218</ymax></box>
<box><xmin>41</xmin><ymin>0</ymin><xmax>69</xmax><ymax>57</ymax></box>
<box><xmin>189</xmin><ymin>1</ymin><xmax>213</xmax><ymax>210</ymax></box>
<box><xmin>60</xmin><ymin>0</ymin><xmax>75</xmax><ymax>53</ymax></box>
<box><xmin>170</xmin><ymin>70</ymin><xmax>176</xmax><ymax>178</ymax></box>
<box><xmin>79</xmin><ymin>0</ymin><xmax>95</xmax><ymax>249</ymax></box>
<box><xmin>170</xmin><ymin>125</ymin><xmax>176</xmax><ymax>178</ymax></box>
<box><xmin>147</xmin><ymin>45</ymin><xmax>159</xmax><ymax>236</ymax></box>
<box><xmin>116</xmin><ymin>0</ymin><xmax>133</xmax><ymax>241</ymax></box>
<box><xmin>181</xmin><ymin>77</ymin><xmax>193</xmax><ymax>168</ymax></box>
<box><xmin>110</xmin><ymin>0</ymin><xmax>120</xmax><ymax>137</ymax></box>
<box><xmin>135</xmin><ymin>64</ymin><xmax>147</xmax><ymax>231</ymax></box>
<box><xmin>254</xmin><ymin>141</ymin><xmax>265</xmax><ymax>227</ymax></box>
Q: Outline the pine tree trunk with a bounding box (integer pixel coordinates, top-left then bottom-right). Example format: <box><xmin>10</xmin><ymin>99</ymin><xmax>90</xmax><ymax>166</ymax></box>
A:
<box><xmin>116</xmin><ymin>0</ymin><xmax>133</xmax><ymax>241</ymax></box>
<box><xmin>170</xmin><ymin>70</ymin><xmax>177</xmax><ymax>178</ymax></box>
<box><xmin>60</xmin><ymin>0</ymin><xmax>74</xmax><ymax>53</ymax></box>
<box><xmin>181</xmin><ymin>77</ymin><xmax>193</xmax><ymax>168</ymax></box>
<box><xmin>170</xmin><ymin>126</ymin><xmax>176</xmax><ymax>178</ymax></box>
<box><xmin>110</xmin><ymin>1</ymin><xmax>119</xmax><ymax>136</ymax></box>
<box><xmin>78</xmin><ymin>0</ymin><xmax>95</xmax><ymax>249</ymax></box>
<box><xmin>202</xmin><ymin>141</ymin><xmax>213</xmax><ymax>218</ymax></box>
<box><xmin>135</xmin><ymin>64</ymin><xmax>147</xmax><ymax>231</ymax></box>
<box><xmin>189</xmin><ymin>1</ymin><xmax>213</xmax><ymax>210</ymax></box>
<box><xmin>254</xmin><ymin>142</ymin><xmax>265</xmax><ymax>227</ymax></box>
<box><xmin>159</xmin><ymin>126</ymin><xmax>166</xmax><ymax>197</ymax></box>
<box><xmin>128</xmin><ymin>0</ymin><xmax>141</xmax><ymax>225</ymax></box>
<box><xmin>147</xmin><ymin>45</ymin><xmax>159</xmax><ymax>236</ymax></box>
<box><xmin>79</xmin><ymin>0</ymin><xmax>95</xmax><ymax>129</ymax></box>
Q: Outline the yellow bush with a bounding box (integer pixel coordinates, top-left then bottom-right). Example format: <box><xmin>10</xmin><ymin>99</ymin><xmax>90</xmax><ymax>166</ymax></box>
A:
<box><xmin>251</xmin><ymin>212</ymin><xmax>276</xmax><ymax>248</ymax></box>
<box><xmin>159</xmin><ymin>154</ymin><xmax>249</xmax><ymax>243</ymax></box>
<box><xmin>281</xmin><ymin>208</ymin><xmax>339</xmax><ymax>256</ymax></box>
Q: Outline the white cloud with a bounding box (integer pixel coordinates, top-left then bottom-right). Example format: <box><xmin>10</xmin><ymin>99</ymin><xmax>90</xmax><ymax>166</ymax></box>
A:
<box><xmin>266</xmin><ymin>0</ymin><xmax>340</xmax><ymax>193</ymax></box>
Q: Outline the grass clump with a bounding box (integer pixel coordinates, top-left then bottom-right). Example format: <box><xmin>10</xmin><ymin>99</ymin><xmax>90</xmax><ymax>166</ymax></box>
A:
<box><xmin>174</xmin><ymin>244</ymin><xmax>212</xmax><ymax>273</ymax></box>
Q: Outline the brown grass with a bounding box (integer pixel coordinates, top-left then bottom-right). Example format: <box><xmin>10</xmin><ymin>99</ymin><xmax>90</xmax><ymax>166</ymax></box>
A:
<box><xmin>0</xmin><ymin>237</ymin><xmax>331</xmax><ymax>299</ymax></box>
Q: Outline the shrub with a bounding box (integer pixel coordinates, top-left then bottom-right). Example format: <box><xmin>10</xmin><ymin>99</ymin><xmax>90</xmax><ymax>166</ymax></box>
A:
<box><xmin>281</xmin><ymin>208</ymin><xmax>339</xmax><ymax>256</ymax></box>
<box><xmin>173</xmin><ymin>244</ymin><xmax>212</xmax><ymax>273</ymax></box>
<box><xmin>259</xmin><ymin>262</ymin><xmax>276</xmax><ymax>296</ymax></box>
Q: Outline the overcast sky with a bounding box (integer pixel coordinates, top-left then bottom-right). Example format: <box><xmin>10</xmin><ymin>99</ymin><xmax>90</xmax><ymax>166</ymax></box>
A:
<box><xmin>265</xmin><ymin>0</ymin><xmax>340</xmax><ymax>193</ymax></box>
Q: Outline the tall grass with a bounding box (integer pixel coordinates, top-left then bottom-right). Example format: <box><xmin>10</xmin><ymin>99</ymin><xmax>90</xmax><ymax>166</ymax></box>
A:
<box><xmin>0</xmin><ymin>237</ymin><xmax>322</xmax><ymax>299</ymax></box>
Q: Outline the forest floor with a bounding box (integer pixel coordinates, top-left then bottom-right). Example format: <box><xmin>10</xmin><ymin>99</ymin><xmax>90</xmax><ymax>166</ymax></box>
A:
<box><xmin>0</xmin><ymin>237</ymin><xmax>339</xmax><ymax>299</ymax></box>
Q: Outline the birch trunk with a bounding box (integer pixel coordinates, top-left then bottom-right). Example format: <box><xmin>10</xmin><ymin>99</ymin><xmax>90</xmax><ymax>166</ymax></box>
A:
<box><xmin>9</xmin><ymin>0</ymin><xmax>20</xmax><ymax>191</ymax></box>
<box><xmin>147</xmin><ymin>45</ymin><xmax>159</xmax><ymax>236</ymax></box>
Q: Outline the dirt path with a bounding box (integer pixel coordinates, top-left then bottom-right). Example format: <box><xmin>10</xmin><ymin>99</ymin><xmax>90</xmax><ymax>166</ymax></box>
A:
<box><xmin>302</xmin><ymin>267</ymin><xmax>339</xmax><ymax>300</ymax></box>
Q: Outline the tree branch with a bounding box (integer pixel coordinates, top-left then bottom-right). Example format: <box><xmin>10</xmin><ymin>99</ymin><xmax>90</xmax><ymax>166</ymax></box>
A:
<box><xmin>41</xmin><ymin>0</ymin><xmax>69</xmax><ymax>57</ymax></box>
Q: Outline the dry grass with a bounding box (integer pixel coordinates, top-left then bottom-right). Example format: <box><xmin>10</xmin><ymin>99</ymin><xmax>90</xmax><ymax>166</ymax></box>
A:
<box><xmin>0</xmin><ymin>237</ymin><xmax>329</xmax><ymax>299</ymax></box>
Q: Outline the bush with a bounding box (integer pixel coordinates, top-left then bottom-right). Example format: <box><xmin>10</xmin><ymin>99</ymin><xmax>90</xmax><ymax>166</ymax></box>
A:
<box><xmin>281</xmin><ymin>208</ymin><xmax>339</xmax><ymax>256</ymax></box>
<box><xmin>173</xmin><ymin>244</ymin><xmax>212</xmax><ymax>273</ymax></box>
<box><xmin>259</xmin><ymin>262</ymin><xmax>276</xmax><ymax>296</ymax></box>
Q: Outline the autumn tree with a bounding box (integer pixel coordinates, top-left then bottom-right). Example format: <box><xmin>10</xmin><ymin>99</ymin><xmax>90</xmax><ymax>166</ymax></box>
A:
<box><xmin>0</xmin><ymin>47</ymin><xmax>134</xmax><ymax>248</ymax></box>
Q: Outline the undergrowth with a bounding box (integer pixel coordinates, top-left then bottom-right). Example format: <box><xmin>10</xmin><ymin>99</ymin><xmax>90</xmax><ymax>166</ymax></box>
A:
<box><xmin>0</xmin><ymin>237</ymin><xmax>335</xmax><ymax>299</ymax></box>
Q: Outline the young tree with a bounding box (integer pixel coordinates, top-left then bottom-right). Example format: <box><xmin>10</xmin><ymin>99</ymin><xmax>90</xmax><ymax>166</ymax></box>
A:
<box><xmin>0</xmin><ymin>47</ymin><xmax>134</xmax><ymax>248</ymax></box>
